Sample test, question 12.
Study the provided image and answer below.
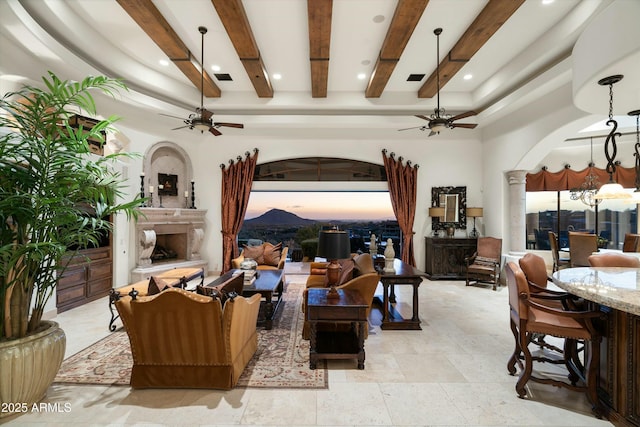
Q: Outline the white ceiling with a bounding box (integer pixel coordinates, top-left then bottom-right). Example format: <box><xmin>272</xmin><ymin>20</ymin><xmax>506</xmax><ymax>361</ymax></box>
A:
<box><xmin>1</xmin><ymin>0</ymin><xmax>636</xmax><ymax>142</ymax></box>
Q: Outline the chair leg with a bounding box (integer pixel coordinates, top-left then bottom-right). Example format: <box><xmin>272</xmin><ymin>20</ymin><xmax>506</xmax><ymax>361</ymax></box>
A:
<box><xmin>515</xmin><ymin>328</ymin><xmax>533</xmax><ymax>398</ymax></box>
<box><xmin>563</xmin><ymin>338</ymin><xmax>580</xmax><ymax>385</ymax></box>
<box><xmin>507</xmin><ymin>319</ymin><xmax>520</xmax><ymax>375</ymax></box>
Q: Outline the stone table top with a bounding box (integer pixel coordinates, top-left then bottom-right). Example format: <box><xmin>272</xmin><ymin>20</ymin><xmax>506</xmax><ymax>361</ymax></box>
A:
<box><xmin>552</xmin><ymin>267</ymin><xmax>640</xmax><ymax>316</ymax></box>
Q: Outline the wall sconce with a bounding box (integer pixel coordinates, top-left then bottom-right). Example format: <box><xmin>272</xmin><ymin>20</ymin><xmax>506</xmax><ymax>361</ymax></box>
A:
<box><xmin>593</xmin><ymin>75</ymin><xmax>631</xmax><ymax>200</ymax></box>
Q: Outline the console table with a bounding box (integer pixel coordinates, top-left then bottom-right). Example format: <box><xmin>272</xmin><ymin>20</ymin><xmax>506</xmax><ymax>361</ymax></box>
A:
<box><xmin>424</xmin><ymin>237</ymin><xmax>476</xmax><ymax>280</ymax></box>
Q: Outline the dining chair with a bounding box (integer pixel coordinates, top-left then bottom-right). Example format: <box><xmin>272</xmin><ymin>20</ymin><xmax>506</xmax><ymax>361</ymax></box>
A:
<box><xmin>568</xmin><ymin>232</ymin><xmax>598</xmax><ymax>267</ymax></box>
<box><xmin>622</xmin><ymin>233</ymin><xmax>640</xmax><ymax>252</ymax></box>
<box><xmin>588</xmin><ymin>252</ymin><xmax>640</xmax><ymax>268</ymax></box>
<box><xmin>505</xmin><ymin>262</ymin><xmax>603</xmax><ymax>417</ymax></box>
<box><xmin>548</xmin><ymin>231</ymin><xmax>570</xmax><ymax>272</ymax></box>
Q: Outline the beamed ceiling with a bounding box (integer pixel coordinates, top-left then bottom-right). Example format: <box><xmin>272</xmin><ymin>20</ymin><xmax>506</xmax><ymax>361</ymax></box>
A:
<box><xmin>0</xmin><ymin>0</ymin><xmax>625</xmax><ymax>139</ymax></box>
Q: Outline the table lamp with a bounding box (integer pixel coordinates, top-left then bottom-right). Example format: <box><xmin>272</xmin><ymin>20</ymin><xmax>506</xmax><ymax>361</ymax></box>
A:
<box><xmin>317</xmin><ymin>229</ymin><xmax>351</xmax><ymax>299</ymax></box>
<box><xmin>428</xmin><ymin>207</ymin><xmax>446</xmax><ymax>237</ymax></box>
<box><xmin>466</xmin><ymin>207</ymin><xmax>483</xmax><ymax>238</ymax></box>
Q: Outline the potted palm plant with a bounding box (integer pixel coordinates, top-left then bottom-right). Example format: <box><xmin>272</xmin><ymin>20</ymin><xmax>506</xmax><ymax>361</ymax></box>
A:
<box><xmin>0</xmin><ymin>72</ymin><xmax>142</xmax><ymax>416</ymax></box>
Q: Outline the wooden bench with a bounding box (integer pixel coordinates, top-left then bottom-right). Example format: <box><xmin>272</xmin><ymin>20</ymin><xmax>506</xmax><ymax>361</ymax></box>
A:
<box><xmin>108</xmin><ymin>267</ymin><xmax>205</xmax><ymax>331</ymax></box>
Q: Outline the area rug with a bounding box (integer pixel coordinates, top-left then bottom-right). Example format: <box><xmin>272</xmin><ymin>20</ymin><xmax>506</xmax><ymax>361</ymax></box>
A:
<box><xmin>54</xmin><ymin>278</ymin><xmax>327</xmax><ymax>389</ymax></box>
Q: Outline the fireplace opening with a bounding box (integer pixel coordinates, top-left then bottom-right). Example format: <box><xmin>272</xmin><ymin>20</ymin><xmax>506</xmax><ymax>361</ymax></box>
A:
<box><xmin>152</xmin><ymin>233</ymin><xmax>187</xmax><ymax>263</ymax></box>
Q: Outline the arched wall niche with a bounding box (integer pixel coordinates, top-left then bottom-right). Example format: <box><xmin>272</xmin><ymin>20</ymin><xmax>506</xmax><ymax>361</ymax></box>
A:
<box><xmin>142</xmin><ymin>141</ymin><xmax>193</xmax><ymax>208</ymax></box>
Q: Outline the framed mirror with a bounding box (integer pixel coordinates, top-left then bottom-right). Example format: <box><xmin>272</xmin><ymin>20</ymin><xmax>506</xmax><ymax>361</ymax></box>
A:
<box><xmin>431</xmin><ymin>186</ymin><xmax>467</xmax><ymax>231</ymax></box>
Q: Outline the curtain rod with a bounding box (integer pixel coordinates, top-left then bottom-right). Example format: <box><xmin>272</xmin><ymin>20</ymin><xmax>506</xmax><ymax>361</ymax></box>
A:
<box><xmin>565</xmin><ymin>131</ymin><xmax>635</xmax><ymax>142</ymax></box>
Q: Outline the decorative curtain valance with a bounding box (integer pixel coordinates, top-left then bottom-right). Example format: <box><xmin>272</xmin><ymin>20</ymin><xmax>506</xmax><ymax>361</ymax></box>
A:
<box><xmin>220</xmin><ymin>148</ymin><xmax>259</xmax><ymax>273</ymax></box>
<box><xmin>382</xmin><ymin>149</ymin><xmax>418</xmax><ymax>266</ymax></box>
<box><xmin>526</xmin><ymin>165</ymin><xmax>637</xmax><ymax>192</ymax></box>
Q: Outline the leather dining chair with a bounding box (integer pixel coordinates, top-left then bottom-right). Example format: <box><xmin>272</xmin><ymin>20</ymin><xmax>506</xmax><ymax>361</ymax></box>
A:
<box><xmin>588</xmin><ymin>252</ymin><xmax>640</xmax><ymax>268</ymax></box>
<box><xmin>568</xmin><ymin>232</ymin><xmax>598</xmax><ymax>267</ymax></box>
<box><xmin>548</xmin><ymin>231</ymin><xmax>569</xmax><ymax>272</ymax></box>
<box><xmin>505</xmin><ymin>262</ymin><xmax>603</xmax><ymax>417</ymax></box>
<box><xmin>622</xmin><ymin>233</ymin><xmax>640</xmax><ymax>252</ymax></box>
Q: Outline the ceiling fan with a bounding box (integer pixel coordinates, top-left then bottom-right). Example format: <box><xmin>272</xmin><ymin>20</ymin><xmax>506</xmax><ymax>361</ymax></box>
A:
<box><xmin>399</xmin><ymin>28</ymin><xmax>477</xmax><ymax>136</ymax></box>
<box><xmin>161</xmin><ymin>26</ymin><xmax>243</xmax><ymax>136</ymax></box>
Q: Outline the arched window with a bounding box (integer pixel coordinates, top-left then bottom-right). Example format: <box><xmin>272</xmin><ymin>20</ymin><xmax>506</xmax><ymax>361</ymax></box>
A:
<box><xmin>254</xmin><ymin>157</ymin><xmax>386</xmax><ymax>181</ymax></box>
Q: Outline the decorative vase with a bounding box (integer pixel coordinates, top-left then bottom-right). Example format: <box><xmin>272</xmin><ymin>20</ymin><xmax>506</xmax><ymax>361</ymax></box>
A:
<box><xmin>0</xmin><ymin>321</ymin><xmax>66</xmax><ymax>418</ymax></box>
<box><xmin>383</xmin><ymin>238</ymin><xmax>396</xmax><ymax>273</ymax></box>
<box><xmin>446</xmin><ymin>225</ymin><xmax>455</xmax><ymax>238</ymax></box>
<box><xmin>240</xmin><ymin>257</ymin><xmax>258</xmax><ymax>283</ymax></box>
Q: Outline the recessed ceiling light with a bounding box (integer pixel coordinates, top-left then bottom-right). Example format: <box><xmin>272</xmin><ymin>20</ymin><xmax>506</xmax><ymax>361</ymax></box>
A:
<box><xmin>159</xmin><ymin>59</ymin><xmax>169</xmax><ymax>66</ymax></box>
<box><xmin>361</xmin><ymin>59</ymin><xmax>371</xmax><ymax>66</ymax></box>
<box><xmin>273</xmin><ymin>73</ymin><xmax>282</xmax><ymax>80</ymax></box>
<box><xmin>357</xmin><ymin>73</ymin><xmax>367</xmax><ymax>80</ymax></box>
<box><xmin>372</xmin><ymin>15</ymin><xmax>385</xmax><ymax>23</ymax></box>
<box><xmin>211</xmin><ymin>64</ymin><xmax>221</xmax><ymax>72</ymax></box>
<box><xmin>542</xmin><ymin>0</ymin><xmax>554</xmax><ymax>4</ymax></box>
<box><xmin>463</xmin><ymin>74</ymin><xmax>473</xmax><ymax>80</ymax></box>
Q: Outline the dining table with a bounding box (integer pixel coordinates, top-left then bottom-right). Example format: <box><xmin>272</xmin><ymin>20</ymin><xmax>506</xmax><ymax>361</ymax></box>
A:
<box><xmin>552</xmin><ymin>267</ymin><xmax>640</xmax><ymax>427</ymax></box>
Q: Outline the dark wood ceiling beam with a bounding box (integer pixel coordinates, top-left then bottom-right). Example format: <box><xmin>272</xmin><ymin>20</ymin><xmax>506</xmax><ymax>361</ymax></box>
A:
<box><xmin>365</xmin><ymin>0</ymin><xmax>430</xmax><ymax>98</ymax></box>
<box><xmin>116</xmin><ymin>0</ymin><xmax>220</xmax><ymax>97</ymax></box>
<box><xmin>418</xmin><ymin>0</ymin><xmax>525</xmax><ymax>98</ymax></box>
<box><xmin>307</xmin><ymin>0</ymin><xmax>332</xmax><ymax>98</ymax></box>
<box><xmin>210</xmin><ymin>0</ymin><xmax>273</xmax><ymax>98</ymax></box>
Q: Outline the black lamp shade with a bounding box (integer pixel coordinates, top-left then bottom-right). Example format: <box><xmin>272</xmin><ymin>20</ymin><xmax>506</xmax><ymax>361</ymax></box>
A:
<box><xmin>317</xmin><ymin>230</ymin><xmax>350</xmax><ymax>260</ymax></box>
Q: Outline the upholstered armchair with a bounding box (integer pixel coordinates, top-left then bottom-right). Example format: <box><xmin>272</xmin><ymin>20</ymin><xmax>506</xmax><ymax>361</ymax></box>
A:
<box><xmin>306</xmin><ymin>252</ymin><xmax>376</xmax><ymax>288</ymax></box>
<box><xmin>465</xmin><ymin>237</ymin><xmax>502</xmax><ymax>290</ymax></box>
<box><xmin>622</xmin><ymin>233</ymin><xmax>640</xmax><ymax>252</ymax></box>
<box><xmin>232</xmin><ymin>242</ymin><xmax>288</xmax><ymax>270</ymax></box>
<box><xmin>114</xmin><ymin>288</ymin><xmax>261</xmax><ymax>389</ymax></box>
<box><xmin>568</xmin><ymin>232</ymin><xmax>597</xmax><ymax>267</ymax></box>
<box><xmin>548</xmin><ymin>231</ymin><xmax>569</xmax><ymax>272</ymax></box>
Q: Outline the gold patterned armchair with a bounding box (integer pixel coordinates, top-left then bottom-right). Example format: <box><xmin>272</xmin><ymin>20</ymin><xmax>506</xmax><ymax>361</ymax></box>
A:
<box><xmin>114</xmin><ymin>288</ymin><xmax>261</xmax><ymax>389</ymax></box>
<box><xmin>465</xmin><ymin>237</ymin><xmax>502</xmax><ymax>290</ymax></box>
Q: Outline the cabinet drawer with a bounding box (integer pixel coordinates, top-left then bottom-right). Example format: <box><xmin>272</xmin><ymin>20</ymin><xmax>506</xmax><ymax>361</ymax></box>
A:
<box><xmin>87</xmin><ymin>277</ymin><xmax>112</xmax><ymax>298</ymax></box>
<box><xmin>57</xmin><ymin>267</ymin><xmax>86</xmax><ymax>289</ymax></box>
<box><xmin>56</xmin><ymin>284</ymin><xmax>85</xmax><ymax>306</ymax></box>
<box><xmin>88</xmin><ymin>260</ymin><xmax>112</xmax><ymax>281</ymax></box>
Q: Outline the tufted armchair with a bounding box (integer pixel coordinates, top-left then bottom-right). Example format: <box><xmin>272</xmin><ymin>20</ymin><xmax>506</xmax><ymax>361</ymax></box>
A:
<box><xmin>114</xmin><ymin>287</ymin><xmax>261</xmax><ymax>389</ymax></box>
<box><xmin>465</xmin><ymin>237</ymin><xmax>502</xmax><ymax>290</ymax></box>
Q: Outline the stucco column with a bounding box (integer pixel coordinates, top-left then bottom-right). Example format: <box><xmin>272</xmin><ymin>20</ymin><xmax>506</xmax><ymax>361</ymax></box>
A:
<box><xmin>506</xmin><ymin>170</ymin><xmax>528</xmax><ymax>253</ymax></box>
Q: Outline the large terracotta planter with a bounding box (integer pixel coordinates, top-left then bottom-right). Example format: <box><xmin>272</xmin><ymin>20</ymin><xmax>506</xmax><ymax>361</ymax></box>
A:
<box><xmin>0</xmin><ymin>321</ymin><xmax>66</xmax><ymax>418</ymax></box>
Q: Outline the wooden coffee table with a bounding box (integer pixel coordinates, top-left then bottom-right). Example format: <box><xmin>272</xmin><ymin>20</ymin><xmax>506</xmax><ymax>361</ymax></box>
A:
<box><xmin>306</xmin><ymin>288</ymin><xmax>368</xmax><ymax>370</ymax></box>
<box><xmin>241</xmin><ymin>269</ymin><xmax>284</xmax><ymax>330</ymax></box>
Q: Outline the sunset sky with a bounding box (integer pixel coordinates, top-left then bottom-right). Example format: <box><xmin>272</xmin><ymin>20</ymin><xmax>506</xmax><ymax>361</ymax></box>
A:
<box><xmin>245</xmin><ymin>191</ymin><xmax>396</xmax><ymax>221</ymax></box>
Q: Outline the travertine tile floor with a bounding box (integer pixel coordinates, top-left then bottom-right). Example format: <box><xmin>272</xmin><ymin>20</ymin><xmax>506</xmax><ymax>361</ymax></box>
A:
<box><xmin>3</xmin><ymin>262</ymin><xmax>612</xmax><ymax>426</ymax></box>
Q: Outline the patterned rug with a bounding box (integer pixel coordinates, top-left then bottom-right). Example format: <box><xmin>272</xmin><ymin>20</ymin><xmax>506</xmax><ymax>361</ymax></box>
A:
<box><xmin>54</xmin><ymin>278</ymin><xmax>327</xmax><ymax>388</ymax></box>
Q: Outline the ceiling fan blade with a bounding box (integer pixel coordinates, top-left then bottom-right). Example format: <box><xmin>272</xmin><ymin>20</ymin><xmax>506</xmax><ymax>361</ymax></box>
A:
<box><xmin>200</xmin><ymin>108</ymin><xmax>213</xmax><ymax>121</ymax></box>
<box><xmin>450</xmin><ymin>110</ymin><xmax>477</xmax><ymax>122</ymax></box>
<box><xmin>415</xmin><ymin>114</ymin><xmax>431</xmax><ymax>122</ymax></box>
<box><xmin>171</xmin><ymin>125</ymin><xmax>190</xmax><ymax>130</ymax></box>
<box><xmin>160</xmin><ymin>113</ymin><xmax>186</xmax><ymax>120</ymax></box>
<box><xmin>450</xmin><ymin>123</ymin><xmax>478</xmax><ymax>129</ymax></box>
<box><xmin>209</xmin><ymin>127</ymin><xmax>222</xmax><ymax>136</ymax></box>
<box><xmin>214</xmin><ymin>122</ymin><xmax>244</xmax><ymax>128</ymax></box>
<box><xmin>398</xmin><ymin>126</ymin><xmax>426</xmax><ymax>131</ymax></box>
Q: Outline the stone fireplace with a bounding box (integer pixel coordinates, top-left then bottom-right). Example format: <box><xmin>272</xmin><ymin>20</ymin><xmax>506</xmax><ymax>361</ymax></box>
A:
<box><xmin>131</xmin><ymin>207</ymin><xmax>208</xmax><ymax>281</ymax></box>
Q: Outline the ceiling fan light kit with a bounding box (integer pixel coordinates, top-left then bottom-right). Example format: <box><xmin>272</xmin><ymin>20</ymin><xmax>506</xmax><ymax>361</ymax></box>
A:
<box><xmin>398</xmin><ymin>28</ymin><xmax>477</xmax><ymax>136</ymax></box>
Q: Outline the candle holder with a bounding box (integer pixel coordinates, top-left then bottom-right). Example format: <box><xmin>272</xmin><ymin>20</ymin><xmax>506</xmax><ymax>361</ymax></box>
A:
<box><xmin>140</xmin><ymin>174</ymin><xmax>146</xmax><ymax>206</ymax></box>
<box><xmin>158</xmin><ymin>184</ymin><xmax>164</xmax><ymax>208</ymax></box>
<box><xmin>149</xmin><ymin>192</ymin><xmax>153</xmax><ymax>207</ymax></box>
<box><xmin>185</xmin><ymin>192</ymin><xmax>189</xmax><ymax>208</ymax></box>
<box><xmin>190</xmin><ymin>180</ymin><xmax>196</xmax><ymax>209</ymax></box>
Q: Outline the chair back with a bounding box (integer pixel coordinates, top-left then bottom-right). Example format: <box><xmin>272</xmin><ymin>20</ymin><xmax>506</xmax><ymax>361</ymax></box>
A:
<box><xmin>569</xmin><ymin>232</ymin><xmax>597</xmax><ymax>267</ymax></box>
<box><xmin>622</xmin><ymin>233</ymin><xmax>640</xmax><ymax>252</ymax></box>
<box><xmin>477</xmin><ymin>237</ymin><xmax>502</xmax><ymax>261</ymax></box>
<box><xmin>518</xmin><ymin>253</ymin><xmax>549</xmax><ymax>291</ymax></box>
<box><xmin>337</xmin><ymin>272</ymin><xmax>381</xmax><ymax>316</ymax></box>
<box><xmin>588</xmin><ymin>252</ymin><xmax>640</xmax><ymax>268</ymax></box>
<box><xmin>548</xmin><ymin>231</ymin><xmax>560</xmax><ymax>263</ymax></box>
<box><xmin>506</xmin><ymin>262</ymin><xmax>529</xmax><ymax>321</ymax></box>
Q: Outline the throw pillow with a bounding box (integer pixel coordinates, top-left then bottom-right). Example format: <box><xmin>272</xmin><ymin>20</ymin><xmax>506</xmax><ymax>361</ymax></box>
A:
<box><xmin>147</xmin><ymin>276</ymin><xmax>171</xmax><ymax>295</ymax></box>
<box><xmin>262</xmin><ymin>242</ymin><xmax>283</xmax><ymax>267</ymax></box>
<box><xmin>353</xmin><ymin>253</ymin><xmax>375</xmax><ymax>275</ymax></box>
<box><xmin>242</xmin><ymin>244</ymin><xmax>265</xmax><ymax>265</ymax></box>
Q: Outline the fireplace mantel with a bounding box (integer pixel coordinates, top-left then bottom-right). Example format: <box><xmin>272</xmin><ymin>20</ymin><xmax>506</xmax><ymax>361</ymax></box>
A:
<box><xmin>131</xmin><ymin>207</ymin><xmax>208</xmax><ymax>281</ymax></box>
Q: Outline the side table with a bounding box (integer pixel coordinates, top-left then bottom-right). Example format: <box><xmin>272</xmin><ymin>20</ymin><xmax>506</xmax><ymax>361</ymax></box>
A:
<box><xmin>306</xmin><ymin>288</ymin><xmax>368</xmax><ymax>370</ymax></box>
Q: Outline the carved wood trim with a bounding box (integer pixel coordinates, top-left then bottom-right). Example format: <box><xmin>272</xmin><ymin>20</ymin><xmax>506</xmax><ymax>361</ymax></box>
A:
<box><xmin>307</xmin><ymin>0</ymin><xmax>332</xmax><ymax>98</ymax></box>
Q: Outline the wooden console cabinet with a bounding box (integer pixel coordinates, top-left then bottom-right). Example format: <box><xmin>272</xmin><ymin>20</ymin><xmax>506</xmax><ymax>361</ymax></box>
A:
<box><xmin>424</xmin><ymin>237</ymin><xmax>476</xmax><ymax>280</ymax></box>
<box><xmin>57</xmin><ymin>246</ymin><xmax>112</xmax><ymax>313</ymax></box>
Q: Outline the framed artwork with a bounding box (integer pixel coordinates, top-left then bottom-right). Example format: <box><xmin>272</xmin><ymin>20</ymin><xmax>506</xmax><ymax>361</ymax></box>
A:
<box><xmin>158</xmin><ymin>173</ymin><xmax>178</xmax><ymax>196</ymax></box>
